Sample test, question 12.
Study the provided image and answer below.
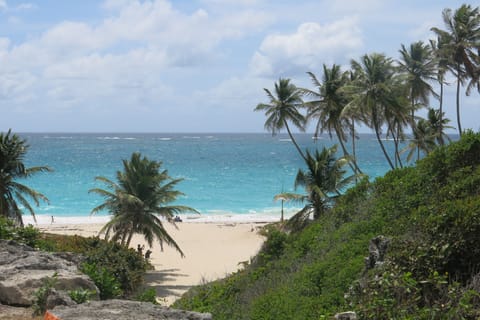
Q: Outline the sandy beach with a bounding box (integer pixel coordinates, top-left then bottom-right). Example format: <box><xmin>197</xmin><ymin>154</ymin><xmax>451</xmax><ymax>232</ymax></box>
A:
<box><xmin>37</xmin><ymin>221</ymin><xmax>266</xmax><ymax>305</ymax></box>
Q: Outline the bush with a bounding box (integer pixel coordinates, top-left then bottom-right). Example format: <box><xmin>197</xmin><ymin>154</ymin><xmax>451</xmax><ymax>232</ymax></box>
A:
<box><xmin>81</xmin><ymin>262</ymin><xmax>122</xmax><ymax>299</ymax></box>
<box><xmin>68</xmin><ymin>288</ymin><xmax>95</xmax><ymax>304</ymax></box>
<box><xmin>135</xmin><ymin>288</ymin><xmax>159</xmax><ymax>304</ymax></box>
<box><xmin>32</xmin><ymin>273</ymin><xmax>58</xmax><ymax>316</ymax></box>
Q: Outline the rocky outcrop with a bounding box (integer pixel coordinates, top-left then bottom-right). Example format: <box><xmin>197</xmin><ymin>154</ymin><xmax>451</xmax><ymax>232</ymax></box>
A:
<box><xmin>335</xmin><ymin>311</ymin><xmax>357</xmax><ymax>319</ymax></box>
<box><xmin>364</xmin><ymin>235</ymin><xmax>389</xmax><ymax>270</ymax></box>
<box><xmin>0</xmin><ymin>240</ymin><xmax>98</xmax><ymax>307</ymax></box>
<box><xmin>48</xmin><ymin>299</ymin><xmax>212</xmax><ymax>320</ymax></box>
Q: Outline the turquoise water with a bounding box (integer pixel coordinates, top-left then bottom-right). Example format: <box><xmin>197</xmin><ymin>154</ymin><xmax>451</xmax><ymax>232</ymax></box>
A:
<box><xmin>20</xmin><ymin>133</ymin><xmax>393</xmax><ymax>222</ymax></box>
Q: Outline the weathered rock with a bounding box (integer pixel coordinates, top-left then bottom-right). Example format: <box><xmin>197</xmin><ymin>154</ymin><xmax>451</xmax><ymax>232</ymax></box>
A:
<box><xmin>335</xmin><ymin>311</ymin><xmax>357</xmax><ymax>320</ymax></box>
<box><xmin>49</xmin><ymin>299</ymin><xmax>212</xmax><ymax>320</ymax></box>
<box><xmin>0</xmin><ymin>240</ymin><xmax>98</xmax><ymax>307</ymax></box>
<box><xmin>364</xmin><ymin>235</ymin><xmax>389</xmax><ymax>270</ymax></box>
<box><xmin>46</xmin><ymin>289</ymin><xmax>76</xmax><ymax>310</ymax></box>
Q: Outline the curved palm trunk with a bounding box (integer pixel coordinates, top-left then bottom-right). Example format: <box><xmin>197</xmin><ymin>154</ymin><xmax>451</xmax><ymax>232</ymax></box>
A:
<box><xmin>351</xmin><ymin>120</ymin><xmax>358</xmax><ymax>183</ymax></box>
<box><xmin>390</xmin><ymin>127</ymin><xmax>403</xmax><ymax>169</ymax></box>
<box><xmin>284</xmin><ymin>120</ymin><xmax>306</xmax><ymax>161</ymax></box>
<box><xmin>373</xmin><ymin>111</ymin><xmax>395</xmax><ymax>170</ymax></box>
<box><xmin>456</xmin><ymin>71</ymin><xmax>462</xmax><ymax>136</ymax></box>
<box><xmin>335</xmin><ymin>125</ymin><xmax>363</xmax><ymax>175</ymax></box>
<box><xmin>439</xmin><ymin>80</ymin><xmax>445</xmax><ymax>145</ymax></box>
<box><xmin>126</xmin><ymin>230</ymin><xmax>134</xmax><ymax>247</ymax></box>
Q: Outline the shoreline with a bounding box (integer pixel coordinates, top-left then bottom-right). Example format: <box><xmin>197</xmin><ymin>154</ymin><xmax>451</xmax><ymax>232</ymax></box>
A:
<box><xmin>24</xmin><ymin>211</ymin><xmax>293</xmax><ymax>226</ymax></box>
<box><xmin>36</xmin><ymin>219</ymin><xmax>269</xmax><ymax>305</ymax></box>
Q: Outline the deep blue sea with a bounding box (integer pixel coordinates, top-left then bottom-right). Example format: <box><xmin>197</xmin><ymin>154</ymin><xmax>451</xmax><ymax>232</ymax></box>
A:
<box><xmin>20</xmin><ymin>133</ymin><xmax>394</xmax><ymax>223</ymax></box>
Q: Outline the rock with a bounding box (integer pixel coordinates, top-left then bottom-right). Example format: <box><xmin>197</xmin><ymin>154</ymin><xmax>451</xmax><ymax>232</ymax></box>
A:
<box><xmin>0</xmin><ymin>240</ymin><xmax>98</xmax><ymax>307</ymax></box>
<box><xmin>49</xmin><ymin>299</ymin><xmax>212</xmax><ymax>320</ymax></box>
<box><xmin>0</xmin><ymin>303</ymin><xmax>33</xmax><ymax>319</ymax></box>
<box><xmin>364</xmin><ymin>235</ymin><xmax>389</xmax><ymax>270</ymax></box>
<box><xmin>46</xmin><ymin>289</ymin><xmax>76</xmax><ymax>310</ymax></box>
<box><xmin>335</xmin><ymin>311</ymin><xmax>357</xmax><ymax>320</ymax></box>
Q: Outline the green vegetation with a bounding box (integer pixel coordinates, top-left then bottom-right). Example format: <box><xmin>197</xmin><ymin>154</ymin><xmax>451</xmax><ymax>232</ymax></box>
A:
<box><xmin>0</xmin><ymin>217</ymin><xmax>152</xmax><ymax>300</ymax></box>
<box><xmin>0</xmin><ymin>129</ymin><xmax>51</xmax><ymax>226</ymax></box>
<box><xmin>32</xmin><ymin>273</ymin><xmax>58</xmax><ymax>316</ymax></box>
<box><xmin>68</xmin><ymin>288</ymin><xmax>95</xmax><ymax>304</ymax></box>
<box><xmin>175</xmin><ymin>131</ymin><xmax>480</xmax><ymax>318</ymax></box>
<box><xmin>90</xmin><ymin>152</ymin><xmax>199</xmax><ymax>257</ymax></box>
<box><xmin>40</xmin><ymin>234</ymin><xmax>152</xmax><ymax>299</ymax></box>
<box><xmin>276</xmin><ymin>145</ymin><xmax>358</xmax><ymax>230</ymax></box>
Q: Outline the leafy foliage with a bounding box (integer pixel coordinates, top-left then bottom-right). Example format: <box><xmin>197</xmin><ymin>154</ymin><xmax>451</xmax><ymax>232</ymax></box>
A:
<box><xmin>32</xmin><ymin>273</ymin><xmax>58</xmax><ymax>316</ymax></box>
<box><xmin>135</xmin><ymin>288</ymin><xmax>159</xmax><ymax>304</ymax></box>
<box><xmin>0</xmin><ymin>130</ymin><xmax>51</xmax><ymax>226</ymax></box>
<box><xmin>68</xmin><ymin>288</ymin><xmax>95</xmax><ymax>304</ymax></box>
<box><xmin>90</xmin><ymin>152</ymin><xmax>198</xmax><ymax>256</ymax></box>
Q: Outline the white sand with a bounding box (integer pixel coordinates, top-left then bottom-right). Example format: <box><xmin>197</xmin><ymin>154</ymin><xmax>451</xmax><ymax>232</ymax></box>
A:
<box><xmin>38</xmin><ymin>221</ymin><xmax>266</xmax><ymax>305</ymax></box>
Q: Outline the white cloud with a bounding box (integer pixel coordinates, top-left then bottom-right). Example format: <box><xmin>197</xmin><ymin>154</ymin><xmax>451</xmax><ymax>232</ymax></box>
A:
<box><xmin>0</xmin><ymin>0</ymin><xmax>7</xmax><ymax>10</ymax></box>
<box><xmin>250</xmin><ymin>17</ymin><xmax>363</xmax><ymax>77</ymax></box>
<box><xmin>0</xmin><ymin>0</ymin><xmax>273</xmax><ymax>118</ymax></box>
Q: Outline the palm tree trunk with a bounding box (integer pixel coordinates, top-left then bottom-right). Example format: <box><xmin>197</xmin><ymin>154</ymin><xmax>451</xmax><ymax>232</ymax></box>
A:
<box><xmin>126</xmin><ymin>230</ymin><xmax>134</xmax><ymax>247</ymax></box>
<box><xmin>439</xmin><ymin>79</ymin><xmax>444</xmax><ymax>145</ymax></box>
<box><xmin>456</xmin><ymin>71</ymin><xmax>462</xmax><ymax>136</ymax></box>
<box><xmin>394</xmin><ymin>126</ymin><xmax>403</xmax><ymax>168</ymax></box>
<box><xmin>284</xmin><ymin>120</ymin><xmax>306</xmax><ymax>161</ymax></box>
<box><xmin>351</xmin><ymin>120</ymin><xmax>359</xmax><ymax>183</ymax></box>
<box><xmin>335</xmin><ymin>125</ymin><xmax>363</xmax><ymax>175</ymax></box>
<box><xmin>373</xmin><ymin>114</ymin><xmax>395</xmax><ymax>170</ymax></box>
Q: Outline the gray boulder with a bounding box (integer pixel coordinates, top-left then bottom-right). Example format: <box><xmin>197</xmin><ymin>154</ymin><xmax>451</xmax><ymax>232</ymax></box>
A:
<box><xmin>364</xmin><ymin>235</ymin><xmax>389</xmax><ymax>270</ymax></box>
<box><xmin>0</xmin><ymin>240</ymin><xmax>98</xmax><ymax>307</ymax></box>
<box><xmin>49</xmin><ymin>299</ymin><xmax>212</xmax><ymax>320</ymax></box>
<box><xmin>335</xmin><ymin>311</ymin><xmax>357</xmax><ymax>320</ymax></box>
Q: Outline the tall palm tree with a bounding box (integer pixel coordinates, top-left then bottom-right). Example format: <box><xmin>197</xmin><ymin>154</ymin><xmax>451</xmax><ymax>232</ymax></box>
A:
<box><xmin>430</xmin><ymin>36</ymin><xmax>453</xmax><ymax>138</ymax></box>
<box><xmin>255</xmin><ymin>78</ymin><xmax>307</xmax><ymax>160</ymax></box>
<box><xmin>349</xmin><ymin>53</ymin><xmax>401</xmax><ymax>170</ymax></box>
<box><xmin>277</xmin><ymin>145</ymin><xmax>357</xmax><ymax>230</ymax></box>
<box><xmin>398</xmin><ymin>41</ymin><xmax>439</xmax><ymax>126</ymax></box>
<box><xmin>342</xmin><ymin>69</ymin><xmax>367</xmax><ymax>177</ymax></box>
<box><xmin>90</xmin><ymin>152</ymin><xmax>199</xmax><ymax>257</ymax></box>
<box><xmin>301</xmin><ymin>65</ymin><xmax>363</xmax><ymax>175</ymax></box>
<box><xmin>431</xmin><ymin>4</ymin><xmax>480</xmax><ymax>136</ymax></box>
<box><xmin>0</xmin><ymin>130</ymin><xmax>51</xmax><ymax>226</ymax></box>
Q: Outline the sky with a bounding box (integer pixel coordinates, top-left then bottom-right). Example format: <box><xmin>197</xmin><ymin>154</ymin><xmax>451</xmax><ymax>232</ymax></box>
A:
<box><xmin>0</xmin><ymin>0</ymin><xmax>478</xmax><ymax>133</ymax></box>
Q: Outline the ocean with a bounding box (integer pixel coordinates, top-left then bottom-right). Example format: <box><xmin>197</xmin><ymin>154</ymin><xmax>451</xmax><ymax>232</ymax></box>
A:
<box><xmin>20</xmin><ymin>133</ymin><xmax>394</xmax><ymax>224</ymax></box>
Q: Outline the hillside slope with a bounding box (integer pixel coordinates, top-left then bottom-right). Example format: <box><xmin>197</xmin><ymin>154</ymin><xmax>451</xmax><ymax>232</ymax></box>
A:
<box><xmin>175</xmin><ymin>131</ymin><xmax>480</xmax><ymax>319</ymax></box>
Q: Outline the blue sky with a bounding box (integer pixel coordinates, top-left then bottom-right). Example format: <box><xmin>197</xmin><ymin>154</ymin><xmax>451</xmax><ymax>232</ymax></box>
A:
<box><xmin>0</xmin><ymin>0</ymin><xmax>478</xmax><ymax>133</ymax></box>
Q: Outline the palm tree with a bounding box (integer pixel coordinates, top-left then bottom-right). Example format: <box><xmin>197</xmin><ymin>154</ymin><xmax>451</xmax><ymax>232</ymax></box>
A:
<box><xmin>90</xmin><ymin>152</ymin><xmax>199</xmax><ymax>257</ymax></box>
<box><xmin>402</xmin><ymin>118</ymin><xmax>437</xmax><ymax>163</ymax></box>
<box><xmin>426</xmin><ymin>107</ymin><xmax>452</xmax><ymax>145</ymax></box>
<box><xmin>342</xmin><ymin>69</ymin><xmax>367</xmax><ymax>177</ymax></box>
<box><xmin>430</xmin><ymin>36</ymin><xmax>452</xmax><ymax>137</ymax></box>
<box><xmin>431</xmin><ymin>4</ymin><xmax>480</xmax><ymax>136</ymax></box>
<box><xmin>301</xmin><ymin>65</ymin><xmax>363</xmax><ymax>175</ymax></box>
<box><xmin>348</xmin><ymin>53</ymin><xmax>402</xmax><ymax>170</ymax></box>
<box><xmin>398</xmin><ymin>41</ymin><xmax>439</xmax><ymax>126</ymax></box>
<box><xmin>277</xmin><ymin>145</ymin><xmax>357</xmax><ymax>230</ymax></box>
<box><xmin>255</xmin><ymin>78</ymin><xmax>307</xmax><ymax>160</ymax></box>
<box><xmin>0</xmin><ymin>130</ymin><xmax>51</xmax><ymax>226</ymax></box>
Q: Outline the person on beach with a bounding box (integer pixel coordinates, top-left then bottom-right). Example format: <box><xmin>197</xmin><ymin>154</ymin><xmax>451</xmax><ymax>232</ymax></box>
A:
<box><xmin>137</xmin><ymin>244</ymin><xmax>144</xmax><ymax>255</ymax></box>
<box><xmin>145</xmin><ymin>249</ymin><xmax>152</xmax><ymax>260</ymax></box>
<box><xmin>51</xmin><ymin>216</ymin><xmax>54</xmax><ymax>224</ymax></box>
